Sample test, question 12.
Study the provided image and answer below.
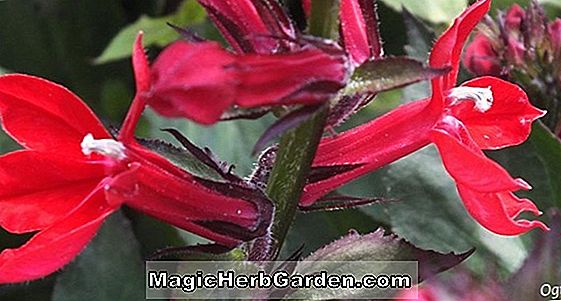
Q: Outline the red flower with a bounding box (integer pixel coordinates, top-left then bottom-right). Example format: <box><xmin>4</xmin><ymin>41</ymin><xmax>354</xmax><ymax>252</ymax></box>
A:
<box><xmin>463</xmin><ymin>33</ymin><xmax>501</xmax><ymax>76</ymax></box>
<box><xmin>339</xmin><ymin>0</ymin><xmax>383</xmax><ymax>66</ymax></box>
<box><xmin>548</xmin><ymin>18</ymin><xmax>561</xmax><ymax>55</ymax></box>
<box><xmin>505</xmin><ymin>36</ymin><xmax>526</xmax><ymax>65</ymax></box>
<box><xmin>145</xmin><ymin>0</ymin><xmax>352</xmax><ymax>125</ymax></box>
<box><xmin>302</xmin><ymin>0</ymin><xmax>548</xmax><ymax>236</ymax></box>
<box><xmin>504</xmin><ymin>4</ymin><xmax>525</xmax><ymax>31</ymax></box>
<box><xmin>0</xmin><ymin>34</ymin><xmax>272</xmax><ymax>283</ymax></box>
<box><xmin>147</xmin><ymin>0</ymin><xmax>387</xmax><ymax>125</ymax></box>
<box><xmin>302</xmin><ymin>0</ymin><xmax>311</xmax><ymax>18</ymax></box>
<box><xmin>198</xmin><ymin>0</ymin><xmax>297</xmax><ymax>54</ymax></box>
<box><xmin>148</xmin><ymin>41</ymin><xmax>348</xmax><ymax>124</ymax></box>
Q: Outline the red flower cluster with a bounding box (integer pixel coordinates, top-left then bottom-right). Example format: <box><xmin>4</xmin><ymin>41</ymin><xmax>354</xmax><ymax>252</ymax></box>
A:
<box><xmin>302</xmin><ymin>0</ymin><xmax>548</xmax><ymax>236</ymax></box>
<box><xmin>0</xmin><ymin>34</ymin><xmax>272</xmax><ymax>283</ymax></box>
<box><xmin>463</xmin><ymin>3</ymin><xmax>561</xmax><ymax>76</ymax></box>
<box><xmin>0</xmin><ymin>0</ymin><xmax>549</xmax><ymax>285</ymax></box>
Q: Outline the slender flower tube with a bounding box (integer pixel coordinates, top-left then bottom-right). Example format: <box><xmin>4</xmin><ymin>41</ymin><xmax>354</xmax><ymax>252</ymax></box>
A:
<box><xmin>197</xmin><ymin>0</ymin><xmax>297</xmax><ymax>54</ymax></box>
<box><xmin>0</xmin><ymin>33</ymin><xmax>272</xmax><ymax>283</ymax></box>
<box><xmin>339</xmin><ymin>0</ymin><xmax>383</xmax><ymax>66</ymax></box>
<box><xmin>147</xmin><ymin>0</ymin><xmax>387</xmax><ymax>125</ymax></box>
<box><xmin>302</xmin><ymin>0</ymin><xmax>548</xmax><ymax>236</ymax></box>
<box><xmin>147</xmin><ymin>0</ymin><xmax>352</xmax><ymax>125</ymax></box>
<box><xmin>148</xmin><ymin>41</ymin><xmax>348</xmax><ymax>124</ymax></box>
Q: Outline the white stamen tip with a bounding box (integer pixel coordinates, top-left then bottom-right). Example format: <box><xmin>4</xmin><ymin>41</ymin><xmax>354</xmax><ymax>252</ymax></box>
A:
<box><xmin>81</xmin><ymin>133</ymin><xmax>126</xmax><ymax>160</ymax></box>
<box><xmin>448</xmin><ymin>86</ymin><xmax>494</xmax><ymax>112</ymax></box>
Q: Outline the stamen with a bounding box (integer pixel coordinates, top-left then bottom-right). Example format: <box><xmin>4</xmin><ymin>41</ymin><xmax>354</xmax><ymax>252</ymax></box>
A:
<box><xmin>81</xmin><ymin>134</ymin><xmax>126</xmax><ymax>160</ymax></box>
<box><xmin>448</xmin><ymin>86</ymin><xmax>494</xmax><ymax>112</ymax></box>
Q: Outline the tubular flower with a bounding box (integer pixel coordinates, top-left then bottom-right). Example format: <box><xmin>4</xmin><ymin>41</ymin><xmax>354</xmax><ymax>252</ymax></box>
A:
<box><xmin>146</xmin><ymin>0</ymin><xmax>386</xmax><ymax>125</ymax></box>
<box><xmin>302</xmin><ymin>0</ymin><xmax>549</xmax><ymax>236</ymax></box>
<box><xmin>463</xmin><ymin>5</ymin><xmax>528</xmax><ymax>76</ymax></box>
<box><xmin>198</xmin><ymin>0</ymin><xmax>297</xmax><ymax>54</ymax></box>
<box><xmin>463</xmin><ymin>33</ymin><xmax>501</xmax><ymax>76</ymax></box>
<box><xmin>149</xmin><ymin>41</ymin><xmax>349</xmax><ymax>124</ymax></box>
<box><xmin>0</xmin><ymin>34</ymin><xmax>272</xmax><ymax>283</ymax></box>
<box><xmin>339</xmin><ymin>0</ymin><xmax>383</xmax><ymax>66</ymax></box>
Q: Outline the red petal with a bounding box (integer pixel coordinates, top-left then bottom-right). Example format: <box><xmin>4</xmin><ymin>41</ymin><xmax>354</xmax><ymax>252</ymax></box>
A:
<box><xmin>431</xmin><ymin>116</ymin><xmax>531</xmax><ymax>193</ymax></box>
<box><xmin>451</xmin><ymin>76</ymin><xmax>545</xmax><ymax>150</ymax></box>
<box><xmin>149</xmin><ymin>41</ymin><xmax>237</xmax><ymax>125</ymax></box>
<box><xmin>0</xmin><ymin>150</ymin><xmax>105</xmax><ymax>233</ymax></box>
<box><xmin>457</xmin><ymin>185</ymin><xmax>548</xmax><ymax>235</ymax></box>
<box><xmin>198</xmin><ymin>0</ymin><xmax>275</xmax><ymax>53</ymax></box>
<box><xmin>340</xmin><ymin>0</ymin><xmax>383</xmax><ymax>65</ymax></box>
<box><xmin>429</xmin><ymin>0</ymin><xmax>491</xmax><ymax>89</ymax></box>
<box><xmin>119</xmin><ymin>32</ymin><xmax>150</xmax><ymax>142</ymax></box>
<box><xmin>548</xmin><ymin>18</ymin><xmax>561</xmax><ymax>55</ymax></box>
<box><xmin>0</xmin><ymin>75</ymin><xmax>109</xmax><ymax>156</ymax></box>
<box><xmin>235</xmin><ymin>48</ymin><xmax>348</xmax><ymax>107</ymax></box>
<box><xmin>150</xmin><ymin>41</ymin><xmax>347</xmax><ymax>124</ymax></box>
<box><xmin>505</xmin><ymin>36</ymin><xmax>526</xmax><ymax>65</ymax></box>
<box><xmin>301</xmin><ymin>100</ymin><xmax>434</xmax><ymax>205</ymax></box>
<box><xmin>462</xmin><ymin>33</ymin><xmax>501</xmax><ymax>76</ymax></box>
<box><xmin>505</xmin><ymin>4</ymin><xmax>525</xmax><ymax>31</ymax></box>
<box><xmin>0</xmin><ymin>190</ymin><xmax>115</xmax><ymax>283</ymax></box>
<box><xmin>132</xmin><ymin>32</ymin><xmax>150</xmax><ymax>94</ymax></box>
<box><xmin>302</xmin><ymin>0</ymin><xmax>311</xmax><ymax>17</ymax></box>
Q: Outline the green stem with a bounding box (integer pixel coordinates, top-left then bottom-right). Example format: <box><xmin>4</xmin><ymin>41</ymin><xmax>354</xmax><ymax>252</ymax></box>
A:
<box><xmin>267</xmin><ymin>106</ymin><xmax>328</xmax><ymax>257</ymax></box>
<box><xmin>308</xmin><ymin>0</ymin><xmax>340</xmax><ymax>39</ymax></box>
<box><xmin>265</xmin><ymin>0</ymin><xmax>340</xmax><ymax>258</ymax></box>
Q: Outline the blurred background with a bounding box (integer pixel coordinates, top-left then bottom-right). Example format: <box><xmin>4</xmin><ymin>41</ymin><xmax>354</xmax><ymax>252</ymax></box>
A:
<box><xmin>0</xmin><ymin>0</ymin><xmax>560</xmax><ymax>300</ymax></box>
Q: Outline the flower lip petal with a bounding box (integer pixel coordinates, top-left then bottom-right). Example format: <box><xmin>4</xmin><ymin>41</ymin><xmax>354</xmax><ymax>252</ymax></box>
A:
<box><xmin>429</xmin><ymin>0</ymin><xmax>492</xmax><ymax>89</ymax></box>
<box><xmin>457</xmin><ymin>185</ymin><xmax>549</xmax><ymax>236</ymax></box>
<box><xmin>0</xmin><ymin>74</ymin><xmax>110</xmax><ymax>155</ymax></box>
<box><xmin>431</xmin><ymin>115</ymin><xmax>531</xmax><ymax>193</ymax></box>
<box><xmin>0</xmin><ymin>190</ymin><xmax>116</xmax><ymax>283</ymax></box>
<box><xmin>451</xmin><ymin>76</ymin><xmax>546</xmax><ymax>150</ymax></box>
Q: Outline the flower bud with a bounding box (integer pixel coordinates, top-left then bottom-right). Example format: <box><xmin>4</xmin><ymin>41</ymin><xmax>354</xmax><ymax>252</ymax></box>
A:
<box><xmin>463</xmin><ymin>34</ymin><xmax>501</xmax><ymax>76</ymax></box>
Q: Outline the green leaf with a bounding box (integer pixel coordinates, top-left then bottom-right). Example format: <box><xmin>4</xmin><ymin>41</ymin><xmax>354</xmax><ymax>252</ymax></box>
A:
<box><xmin>360</xmin><ymin>147</ymin><xmax>477</xmax><ymax>254</ymax></box>
<box><xmin>344</xmin><ymin>57</ymin><xmax>449</xmax><ymax>96</ymax></box>
<box><xmin>401</xmin><ymin>9</ymin><xmax>435</xmax><ymax>103</ymax></box>
<box><xmin>148</xmin><ymin>244</ymin><xmax>247</xmax><ymax>261</ymax></box>
<box><xmin>282</xmin><ymin>209</ymin><xmax>383</xmax><ymax>259</ymax></box>
<box><xmin>403</xmin><ymin>9</ymin><xmax>434</xmax><ymax>61</ymax></box>
<box><xmin>530</xmin><ymin>123</ymin><xmax>561</xmax><ymax>207</ymax></box>
<box><xmin>95</xmin><ymin>0</ymin><xmax>206</xmax><ymax>64</ymax></box>
<box><xmin>288</xmin><ymin>229</ymin><xmax>471</xmax><ymax>299</ymax></box>
<box><xmin>380</xmin><ymin>0</ymin><xmax>467</xmax><ymax>24</ymax></box>
<box><xmin>123</xmin><ymin>210</ymin><xmax>186</xmax><ymax>257</ymax></box>
<box><xmin>0</xmin><ymin>276</ymin><xmax>55</xmax><ymax>301</ymax></box>
<box><xmin>541</xmin><ymin>0</ymin><xmax>561</xmax><ymax>8</ymax></box>
<box><xmin>308</xmin><ymin>0</ymin><xmax>340</xmax><ymax>39</ymax></box>
<box><xmin>52</xmin><ymin>211</ymin><xmax>144</xmax><ymax>301</ymax></box>
<box><xmin>339</xmin><ymin>146</ymin><xmax>530</xmax><ymax>272</ymax></box>
<box><xmin>144</xmin><ymin>109</ymin><xmax>273</xmax><ymax>177</ymax></box>
<box><xmin>139</xmin><ymin>136</ymin><xmax>228</xmax><ymax>182</ymax></box>
<box><xmin>301</xmin><ymin>228</ymin><xmax>471</xmax><ymax>266</ymax></box>
<box><xmin>490</xmin><ymin>122</ymin><xmax>561</xmax><ymax>210</ymax></box>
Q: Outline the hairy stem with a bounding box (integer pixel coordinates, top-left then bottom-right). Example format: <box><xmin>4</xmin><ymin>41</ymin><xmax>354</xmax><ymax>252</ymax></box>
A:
<box><xmin>264</xmin><ymin>0</ymin><xmax>340</xmax><ymax>259</ymax></box>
